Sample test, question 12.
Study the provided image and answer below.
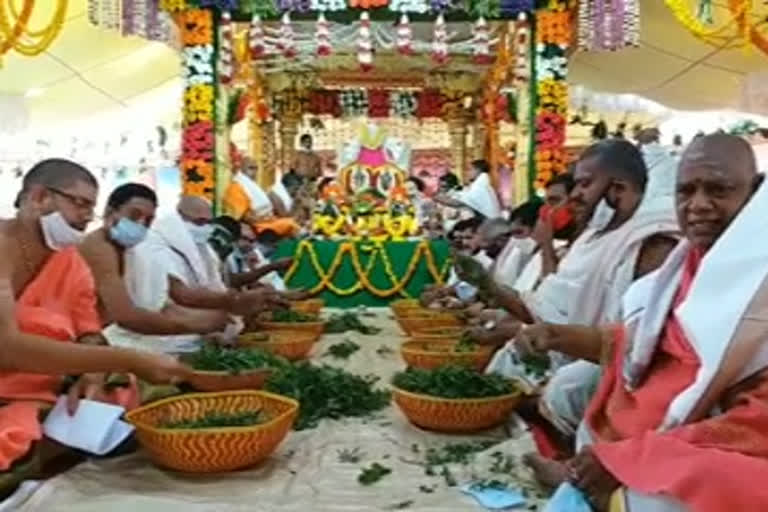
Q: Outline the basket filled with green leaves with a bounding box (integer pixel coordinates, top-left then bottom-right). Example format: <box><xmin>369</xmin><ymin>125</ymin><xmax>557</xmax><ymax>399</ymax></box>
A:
<box><xmin>408</xmin><ymin>326</ymin><xmax>465</xmax><ymax>343</ymax></box>
<box><xmin>391</xmin><ymin>366</ymin><xmax>521</xmax><ymax>432</ymax></box>
<box><xmin>290</xmin><ymin>298</ymin><xmax>325</xmax><ymax>315</ymax></box>
<box><xmin>390</xmin><ymin>299</ymin><xmax>424</xmax><ymax>317</ymax></box>
<box><xmin>258</xmin><ymin>309</ymin><xmax>326</xmax><ymax>338</ymax></box>
<box><xmin>182</xmin><ymin>345</ymin><xmax>285</xmax><ymax>392</ymax></box>
<box><xmin>396</xmin><ymin>310</ymin><xmax>463</xmax><ymax>336</ymax></box>
<box><xmin>125</xmin><ymin>390</ymin><xmax>298</xmax><ymax>473</ymax></box>
<box><xmin>400</xmin><ymin>334</ymin><xmax>494</xmax><ymax>372</ymax></box>
<box><xmin>238</xmin><ymin>331</ymin><xmax>318</xmax><ymax>361</ymax></box>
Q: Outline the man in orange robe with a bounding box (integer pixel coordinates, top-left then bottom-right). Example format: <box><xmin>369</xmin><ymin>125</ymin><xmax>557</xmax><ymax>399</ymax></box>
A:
<box><xmin>517</xmin><ymin>134</ymin><xmax>768</xmax><ymax>511</ymax></box>
<box><xmin>0</xmin><ymin>160</ymin><xmax>190</xmax><ymax>482</ymax></box>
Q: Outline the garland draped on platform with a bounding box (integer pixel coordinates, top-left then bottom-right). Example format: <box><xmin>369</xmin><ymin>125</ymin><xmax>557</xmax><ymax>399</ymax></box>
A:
<box><xmin>0</xmin><ymin>0</ymin><xmax>67</xmax><ymax>63</ymax></box>
<box><xmin>284</xmin><ymin>239</ymin><xmax>451</xmax><ymax>298</ymax></box>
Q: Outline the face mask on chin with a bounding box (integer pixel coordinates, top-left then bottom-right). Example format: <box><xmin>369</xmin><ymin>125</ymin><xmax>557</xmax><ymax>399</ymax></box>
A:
<box><xmin>109</xmin><ymin>218</ymin><xmax>148</xmax><ymax>248</ymax></box>
<box><xmin>40</xmin><ymin>211</ymin><xmax>86</xmax><ymax>251</ymax></box>
<box><xmin>186</xmin><ymin>222</ymin><xmax>214</xmax><ymax>245</ymax></box>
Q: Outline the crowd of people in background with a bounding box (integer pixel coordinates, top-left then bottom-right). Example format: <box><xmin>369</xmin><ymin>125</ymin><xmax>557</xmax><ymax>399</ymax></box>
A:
<box><xmin>1</xmin><ymin>127</ymin><xmax>768</xmax><ymax>510</ymax></box>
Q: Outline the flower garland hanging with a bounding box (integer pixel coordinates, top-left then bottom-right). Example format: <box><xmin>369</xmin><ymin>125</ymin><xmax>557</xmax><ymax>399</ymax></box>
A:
<box><xmin>533</xmin><ymin>2</ymin><xmax>570</xmax><ymax>190</ymax></box>
<box><xmin>472</xmin><ymin>16</ymin><xmax>493</xmax><ymax>64</ymax></box>
<box><xmin>339</xmin><ymin>89</ymin><xmax>369</xmax><ymax>117</ymax></box>
<box><xmin>390</xmin><ymin>91</ymin><xmax>418</xmax><ymax>118</ymax></box>
<box><xmin>311</xmin><ymin>0</ymin><xmax>347</xmax><ymax>11</ymax></box>
<box><xmin>416</xmin><ymin>88</ymin><xmax>445</xmax><ymax>118</ymax></box>
<box><xmin>315</xmin><ymin>12</ymin><xmax>331</xmax><ymax>56</ymax></box>
<box><xmin>357</xmin><ymin>11</ymin><xmax>374</xmax><ymax>71</ymax></box>
<box><xmin>664</xmin><ymin>0</ymin><xmax>751</xmax><ymax>49</ymax></box>
<box><xmin>577</xmin><ymin>0</ymin><xmax>640</xmax><ymax>51</ymax></box>
<box><xmin>177</xmin><ymin>8</ymin><xmax>216</xmax><ymax>201</ymax></box>
<box><xmin>278</xmin><ymin>11</ymin><xmax>297</xmax><ymax>58</ymax></box>
<box><xmin>396</xmin><ymin>14</ymin><xmax>413</xmax><ymax>55</ymax></box>
<box><xmin>368</xmin><ymin>89</ymin><xmax>390</xmax><ymax>117</ymax></box>
<box><xmin>249</xmin><ymin>14</ymin><xmax>265</xmax><ymax>58</ymax></box>
<box><xmin>431</xmin><ymin>13</ymin><xmax>448</xmax><ymax>65</ymax></box>
<box><xmin>0</xmin><ymin>0</ymin><xmax>67</xmax><ymax>59</ymax></box>
<box><xmin>218</xmin><ymin>10</ymin><xmax>233</xmax><ymax>85</ymax></box>
<box><xmin>512</xmin><ymin>13</ymin><xmax>530</xmax><ymax>87</ymax></box>
<box><xmin>159</xmin><ymin>0</ymin><xmax>187</xmax><ymax>11</ymax></box>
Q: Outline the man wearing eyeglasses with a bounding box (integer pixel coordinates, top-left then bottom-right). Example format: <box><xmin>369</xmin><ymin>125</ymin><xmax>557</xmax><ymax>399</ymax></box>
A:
<box><xmin>0</xmin><ymin>159</ymin><xmax>191</xmax><ymax>484</ymax></box>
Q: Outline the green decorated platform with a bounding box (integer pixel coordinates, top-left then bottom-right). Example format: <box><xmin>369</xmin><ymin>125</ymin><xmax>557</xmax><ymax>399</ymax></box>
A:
<box><xmin>275</xmin><ymin>238</ymin><xmax>452</xmax><ymax>308</ymax></box>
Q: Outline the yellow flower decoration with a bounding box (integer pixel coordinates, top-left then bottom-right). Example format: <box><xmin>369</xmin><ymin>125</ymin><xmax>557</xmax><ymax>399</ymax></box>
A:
<box><xmin>184</xmin><ymin>84</ymin><xmax>214</xmax><ymax>124</ymax></box>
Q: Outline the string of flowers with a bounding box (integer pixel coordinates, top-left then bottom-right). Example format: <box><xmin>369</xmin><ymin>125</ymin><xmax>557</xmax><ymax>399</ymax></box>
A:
<box><xmin>171</xmin><ymin>7</ymin><xmax>217</xmax><ymax>200</ymax></box>
<box><xmin>357</xmin><ymin>11</ymin><xmax>374</xmax><ymax>71</ymax></box>
<box><xmin>396</xmin><ymin>13</ymin><xmax>413</xmax><ymax>55</ymax></box>
<box><xmin>315</xmin><ymin>12</ymin><xmax>331</xmax><ymax>56</ymax></box>
<box><xmin>0</xmin><ymin>0</ymin><xmax>67</xmax><ymax>59</ymax></box>
<box><xmin>305</xmin><ymin>88</ymin><xmax>446</xmax><ymax>119</ymax></box>
<box><xmin>533</xmin><ymin>1</ymin><xmax>570</xmax><ymax>190</ymax></box>
<box><xmin>664</xmin><ymin>0</ymin><xmax>750</xmax><ymax>48</ymax></box>
<box><xmin>284</xmin><ymin>240</ymin><xmax>450</xmax><ymax>298</ymax></box>
<box><xmin>577</xmin><ymin>0</ymin><xmax>640</xmax><ymax>51</ymax></box>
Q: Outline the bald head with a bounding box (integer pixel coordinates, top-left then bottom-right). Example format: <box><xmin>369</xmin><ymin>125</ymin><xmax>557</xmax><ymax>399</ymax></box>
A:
<box><xmin>177</xmin><ymin>195</ymin><xmax>213</xmax><ymax>224</ymax></box>
<box><xmin>677</xmin><ymin>133</ymin><xmax>761</xmax><ymax>250</ymax></box>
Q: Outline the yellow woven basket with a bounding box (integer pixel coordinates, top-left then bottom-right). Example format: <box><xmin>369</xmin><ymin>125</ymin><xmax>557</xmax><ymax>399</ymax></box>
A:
<box><xmin>392</xmin><ymin>387</ymin><xmax>521</xmax><ymax>432</ymax></box>
<box><xmin>238</xmin><ymin>331</ymin><xmax>317</xmax><ymax>361</ymax></box>
<box><xmin>290</xmin><ymin>299</ymin><xmax>325</xmax><ymax>315</ymax></box>
<box><xmin>126</xmin><ymin>391</ymin><xmax>298</xmax><ymax>473</ymax></box>
<box><xmin>408</xmin><ymin>326</ymin><xmax>465</xmax><ymax>342</ymax></box>
<box><xmin>396</xmin><ymin>311</ymin><xmax>462</xmax><ymax>336</ymax></box>
<box><xmin>401</xmin><ymin>341</ymin><xmax>494</xmax><ymax>372</ymax></box>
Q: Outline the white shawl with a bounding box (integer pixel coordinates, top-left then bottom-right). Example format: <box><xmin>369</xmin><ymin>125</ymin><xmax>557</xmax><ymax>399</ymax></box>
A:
<box><xmin>270</xmin><ymin>180</ymin><xmax>293</xmax><ymax>213</ymax></box>
<box><xmin>235</xmin><ymin>172</ymin><xmax>272</xmax><ymax>217</ymax></box>
<box><xmin>621</xmin><ymin>181</ymin><xmax>768</xmax><ymax>428</ymax></box>
<box><xmin>491</xmin><ymin>237</ymin><xmax>538</xmax><ymax>289</ymax></box>
<box><xmin>456</xmin><ymin>173</ymin><xmax>502</xmax><ymax>219</ymax></box>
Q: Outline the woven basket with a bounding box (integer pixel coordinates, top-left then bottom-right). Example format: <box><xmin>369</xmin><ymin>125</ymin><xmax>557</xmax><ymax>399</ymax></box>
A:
<box><xmin>409</xmin><ymin>326</ymin><xmax>465</xmax><ymax>343</ymax></box>
<box><xmin>391</xmin><ymin>299</ymin><xmax>423</xmax><ymax>316</ymax></box>
<box><xmin>259</xmin><ymin>320</ymin><xmax>325</xmax><ymax>339</ymax></box>
<box><xmin>238</xmin><ymin>331</ymin><xmax>316</xmax><ymax>361</ymax></box>
<box><xmin>186</xmin><ymin>369</ymin><xmax>272</xmax><ymax>392</ymax></box>
<box><xmin>392</xmin><ymin>387</ymin><xmax>521</xmax><ymax>433</ymax></box>
<box><xmin>290</xmin><ymin>299</ymin><xmax>325</xmax><ymax>315</ymax></box>
<box><xmin>400</xmin><ymin>341</ymin><xmax>494</xmax><ymax>372</ymax></box>
<box><xmin>126</xmin><ymin>391</ymin><xmax>298</xmax><ymax>473</ymax></box>
<box><xmin>396</xmin><ymin>311</ymin><xmax>462</xmax><ymax>336</ymax></box>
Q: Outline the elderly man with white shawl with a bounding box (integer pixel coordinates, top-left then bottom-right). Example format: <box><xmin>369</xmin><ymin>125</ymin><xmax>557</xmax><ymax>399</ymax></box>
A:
<box><xmin>485</xmin><ymin>140</ymin><xmax>680</xmax><ymax>429</ymax></box>
<box><xmin>521</xmin><ymin>134</ymin><xmax>768</xmax><ymax>512</ymax></box>
<box><xmin>104</xmin><ymin>196</ymin><xmax>283</xmax><ymax>354</ymax></box>
<box><xmin>435</xmin><ymin>159</ymin><xmax>502</xmax><ymax>221</ymax></box>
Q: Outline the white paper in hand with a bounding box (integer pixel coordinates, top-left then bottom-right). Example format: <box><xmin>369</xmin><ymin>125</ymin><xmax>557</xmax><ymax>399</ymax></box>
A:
<box><xmin>42</xmin><ymin>396</ymin><xmax>134</xmax><ymax>455</ymax></box>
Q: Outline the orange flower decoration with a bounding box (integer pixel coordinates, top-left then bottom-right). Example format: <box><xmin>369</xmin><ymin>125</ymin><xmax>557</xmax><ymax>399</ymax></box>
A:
<box><xmin>179</xmin><ymin>9</ymin><xmax>213</xmax><ymax>46</ymax></box>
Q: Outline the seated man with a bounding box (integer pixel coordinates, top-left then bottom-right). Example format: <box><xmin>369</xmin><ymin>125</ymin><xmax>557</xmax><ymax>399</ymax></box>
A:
<box><xmin>102</xmin><ymin>195</ymin><xmax>285</xmax><ymax>354</ymax></box>
<box><xmin>519</xmin><ymin>134</ymin><xmax>768</xmax><ymax>511</ymax></box>
<box><xmin>210</xmin><ymin>217</ymin><xmax>290</xmax><ymax>290</ymax></box>
<box><xmin>223</xmin><ymin>158</ymin><xmax>301</xmax><ymax>238</ymax></box>
<box><xmin>434</xmin><ymin>159</ymin><xmax>502</xmax><ymax>220</ymax></box>
<box><xmin>0</xmin><ymin>160</ymin><xmax>189</xmax><ymax>481</ymax></box>
<box><xmin>80</xmin><ymin>184</ymin><xmax>229</xmax><ymax>339</ymax></box>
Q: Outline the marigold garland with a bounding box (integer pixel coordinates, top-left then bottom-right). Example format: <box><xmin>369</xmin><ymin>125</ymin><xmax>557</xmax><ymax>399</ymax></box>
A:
<box><xmin>0</xmin><ymin>0</ymin><xmax>66</xmax><ymax>59</ymax></box>
<box><xmin>284</xmin><ymin>240</ymin><xmax>450</xmax><ymax>298</ymax></box>
<box><xmin>179</xmin><ymin>8</ymin><xmax>214</xmax><ymax>46</ymax></box>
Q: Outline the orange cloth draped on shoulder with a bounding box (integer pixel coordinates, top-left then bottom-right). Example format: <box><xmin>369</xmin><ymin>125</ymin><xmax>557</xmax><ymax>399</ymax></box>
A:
<box><xmin>0</xmin><ymin>248</ymin><xmax>139</xmax><ymax>471</ymax></box>
<box><xmin>223</xmin><ymin>180</ymin><xmax>298</xmax><ymax>237</ymax></box>
<box><xmin>586</xmin><ymin>249</ymin><xmax>768</xmax><ymax>512</ymax></box>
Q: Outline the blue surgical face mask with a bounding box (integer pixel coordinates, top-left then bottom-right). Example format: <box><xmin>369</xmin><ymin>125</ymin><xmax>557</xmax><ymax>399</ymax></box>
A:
<box><xmin>109</xmin><ymin>218</ymin><xmax>148</xmax><ymax>248</ymax></box>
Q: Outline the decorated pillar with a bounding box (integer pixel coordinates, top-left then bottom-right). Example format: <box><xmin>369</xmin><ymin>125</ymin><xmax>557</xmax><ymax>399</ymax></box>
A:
<box><xmin>472</xmin><ymin>121</ymin><xmax>487</xmax><ymax>161</ymax></box>
<box><xmin>447</xmin><ymin>117</ymin><xmax>469</xmax><ymax>183</ymax></box>
<box><xmin>279</xmin><ymin>116</ymin><xmax>299</xmax><ymax>176</ymax></box>
<box><xmin>512</xmin><ymin>15</ymin><xmax>534</xmax><ymax>204</ymax></box>
<box><xmin>260</xmin><ymin>120</ymin><xmax>278</xmax><ymax>188</ymax></box>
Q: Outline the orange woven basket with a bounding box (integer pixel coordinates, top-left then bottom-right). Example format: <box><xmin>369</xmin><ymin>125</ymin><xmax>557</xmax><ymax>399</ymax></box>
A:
<box><xmin>259</xmin><ymin>320</ymin><xmax>325</xmax><ymax>339</ymax></box>
<box><xmin>392</xmin><ymin>387</ymin><xmax>521</xmax><ymax>433</ymax></box>
<box><xmin>396</xmin><ymin>311</ymin><xmax>462</xmax><ymax>336</ymax></box>
<box><xmin>400</xmin><ymin>341</ymin><xmax>494</xmax><ymax>372</ymax></box>
<box><xmin>391</xmin><ymin>299</ymin><xmax>424</xmax><ymax>317</ymax></box>
<box><xmin>408</xmin><ymin>326</ymin><xmax>465</xmax><ymax>343</ymax></box>
<box><xmin>290</xmin><ymin>299</ymin><xmax>325</xmax><ymax>315</ymax></box>
<box><xmin>126</xmin><ymin>391</ymin><xmax>298</xmax><ymax>473</ymax></box>
<box><xmin>238</xmin><ymin>331</ymin><xmax>316</xmax><ymax>361</ymax></box>
<box><xmin>186</xmin><ymin>369</ymin><xmax>272</xmax><ymax>392</ymax></box>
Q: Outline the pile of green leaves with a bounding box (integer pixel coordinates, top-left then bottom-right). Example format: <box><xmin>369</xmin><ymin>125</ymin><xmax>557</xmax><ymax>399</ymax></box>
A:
<box><xmin>265</xmin><ymin>362</ymin><xmax>390</xmax><ymax>430</ymax></box>
<box><xmin>325</xmin><ymin>340</ymin><xmax>361</xmax><ymax>359</ymax></box>
<box><xmin>454</xmin><ymin>332</ymin><xmax>478</xmax><ymax>353</ymax></box>
<box><xmin>161</xmin><ymin>411</ymin><xmax>269</xmax><ymax>430</ymax></box>
<box><xmin>520</xmin><ymin>353</ymin><xmax>551</xmax><ymax>378</ymax></box>
<box><xmin>392</xmin><ymin>366</ymin><xmax>517</xmax><ymax>399</ymax></box>
<box><xmin>271</xmin><ymin>310</ymin><xmax>318</xmax><ymax>323</ymax></box>
<box><xmin>324</xmin><ymin>312</ymin><xmax>381</xmax><ymax>335</ymax></box>
<box><xmin>183</xmin><ymin>345</ymin><xmax>287</xmax><ymax>374</ymax></box>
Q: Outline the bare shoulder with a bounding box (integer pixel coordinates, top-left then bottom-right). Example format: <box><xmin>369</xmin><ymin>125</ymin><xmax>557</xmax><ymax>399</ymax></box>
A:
<box><xmin>79</xmin><ymin>230</ymin><xmax>119</xmax><ymax>274</ymax></box>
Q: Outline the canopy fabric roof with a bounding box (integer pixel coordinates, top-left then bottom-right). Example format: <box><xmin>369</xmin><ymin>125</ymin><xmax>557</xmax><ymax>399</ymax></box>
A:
<box><xmin>1</xmin><ymin>0</ymin><xmax>767</xmax><ymax>132</ymax></box>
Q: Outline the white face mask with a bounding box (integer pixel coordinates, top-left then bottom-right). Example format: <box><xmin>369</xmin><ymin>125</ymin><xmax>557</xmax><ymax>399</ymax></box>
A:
<box><xmin>473</xmin><ymin>250</ymin><xmax>494</xmax><ymax>270</ymax></box>
<box><xmin>40</xmin><ymin>211</ymin><xmax>86</xmax><ymax>251</ymax></box>
<box><xmin>186</xmin><ymin>222</ymin><xmax>214</xmax><ymax>245</ymax></box>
